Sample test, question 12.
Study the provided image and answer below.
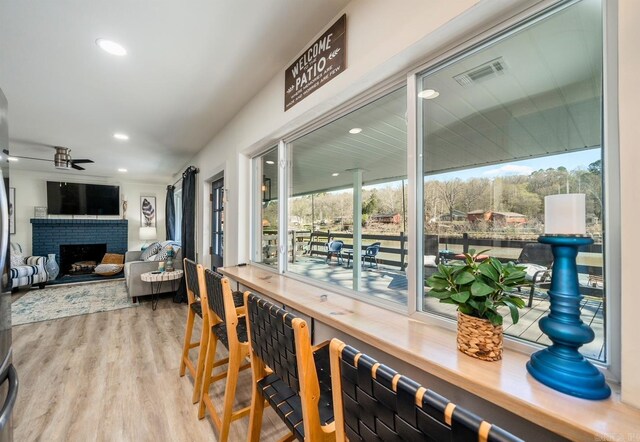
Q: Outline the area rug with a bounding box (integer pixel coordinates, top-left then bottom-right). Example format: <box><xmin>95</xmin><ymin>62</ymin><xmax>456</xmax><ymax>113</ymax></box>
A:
<box><xmin>12</xmin><ymin>280</ymin><xmax>136</xmax><ymax>326</ymax></box>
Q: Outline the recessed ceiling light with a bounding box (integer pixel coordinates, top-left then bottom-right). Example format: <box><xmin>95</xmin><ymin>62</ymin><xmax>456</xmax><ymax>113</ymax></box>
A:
<box><xmin>418</xmin><ymin>89</ymin><xmax>440</xmax><ymax>99</ymax></box>
<box><xmin>7</xmin><ymin>157</ymin><xmax>18</xmax><ymax>162</ymax></box>
<box><xmin>349</xmin><ymin>128</ymin><xmax>362</xmax><ymax>134</ymax></box>
<box><xmin>96</xmin><ymin>39</ymin><xmax>127</xmax><ymax>56</ymax></box>
<box><xmin>332</xmin><ymin>172</ymin><xmax>339</xmax><ymax>177</ymax></box>
<box><xmin>265</xmin><ymin>160</ymin><xmax>275</xmax><ymax>165</ymax></box>
<box><xmin>118</xmin><ymin>168</ymin><xmax>128</xmax><ymax>173</ymax></box>
<box><xmin>113</xmin><ymin>133</ymin><xmax>129</xmax><ymax>141</ymax></box>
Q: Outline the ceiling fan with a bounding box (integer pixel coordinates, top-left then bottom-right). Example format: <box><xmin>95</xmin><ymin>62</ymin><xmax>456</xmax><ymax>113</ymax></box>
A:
<box><xmin>9</xmin><ymin>146</ymin><xmax>95</xmax><ymax>171</ymax></box>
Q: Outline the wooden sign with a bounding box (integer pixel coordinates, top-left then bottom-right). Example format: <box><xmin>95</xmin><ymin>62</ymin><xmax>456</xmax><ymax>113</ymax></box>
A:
<box><xmin>285</xmin><ymin>14</ymin><xmax>346</xmax><ymax>111</ymax></box>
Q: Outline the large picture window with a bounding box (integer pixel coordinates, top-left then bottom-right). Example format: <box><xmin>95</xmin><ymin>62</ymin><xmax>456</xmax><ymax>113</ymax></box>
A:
<box><xmin>249</xmin><ymin>0</ymin><xmax>611</xmax><ymax>364</ymax></box>
<box><xmin>286</xmin><ymin>87</ymin><xmax>408</xmax><ymax>305</ymax></box>
<box><xmin>418</xmin><ymin>0</ymin><xmax>606</xmax><ymax>361</ymax></box>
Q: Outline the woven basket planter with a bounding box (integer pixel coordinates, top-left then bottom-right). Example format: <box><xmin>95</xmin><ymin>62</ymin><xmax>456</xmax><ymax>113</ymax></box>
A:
<box><xmin>457</xmin><ymin>312</ymin><xmax>503</xmax><ymax>361</ymax></box>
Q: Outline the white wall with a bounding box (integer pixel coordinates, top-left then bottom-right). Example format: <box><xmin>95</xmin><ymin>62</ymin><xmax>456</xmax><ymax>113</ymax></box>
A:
<box><xmin>178</xmin><ymin>0</ymin><xmax>640</xmax><ymax>410</ymax></box>
<box><xmin>10</xmin><ymin>169</ymin><xmax>167</xmax><ymax>255</ymax></box>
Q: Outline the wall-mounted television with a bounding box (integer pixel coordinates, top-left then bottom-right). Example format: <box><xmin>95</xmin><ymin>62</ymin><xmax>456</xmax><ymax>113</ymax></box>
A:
<box><xmin>47</xmin><ymin>181</ymin><xmax>120</xmax><ymax>215</ymax></box>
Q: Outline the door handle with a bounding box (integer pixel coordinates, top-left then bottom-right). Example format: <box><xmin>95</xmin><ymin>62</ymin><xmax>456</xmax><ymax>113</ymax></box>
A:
<box><xmin>0</xmin><ymin>364</ymin><xmax>18</xmax><ymax>431</ymax></box>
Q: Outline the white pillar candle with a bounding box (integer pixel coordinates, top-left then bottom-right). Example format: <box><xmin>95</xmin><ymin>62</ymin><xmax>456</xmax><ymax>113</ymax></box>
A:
<box><xmin>544</xmin><ymin>194</ymin><xmax>586</xmax><ymax>235</ymax></box>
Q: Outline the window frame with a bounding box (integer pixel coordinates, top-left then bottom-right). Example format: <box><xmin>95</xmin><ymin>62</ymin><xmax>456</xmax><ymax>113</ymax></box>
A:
<box><xmin>247</xmin><ymin>0</ymin><xmax>619</xmax><ymax>380</ymax></box>
<box><xmin>280</xmin><ymin>82</ymin><xmax>409</xmax><ymax>313</ymax></box>
<box><xmin>407</xmin><ymin>0</ymin><xmax>618</xmax><ymax>376</ymax></box>
<box><xmin>250</xmin><ymin>145</ymin><xmax>280</xmax><ymax>271</ymax></box>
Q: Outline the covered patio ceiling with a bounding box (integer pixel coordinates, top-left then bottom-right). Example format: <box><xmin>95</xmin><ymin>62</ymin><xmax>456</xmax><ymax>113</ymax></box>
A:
<box><xmin>263</xmin><ymin>0</ymin><xmax>601</xmax><ymax>198</ymax></box>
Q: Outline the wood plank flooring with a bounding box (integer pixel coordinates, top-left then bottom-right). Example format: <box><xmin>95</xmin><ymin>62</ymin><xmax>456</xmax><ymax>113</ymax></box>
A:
<box><xmin>11</xmin><ymin>296</ymin><xmax>288</xmax><ymax>441</ymax></box>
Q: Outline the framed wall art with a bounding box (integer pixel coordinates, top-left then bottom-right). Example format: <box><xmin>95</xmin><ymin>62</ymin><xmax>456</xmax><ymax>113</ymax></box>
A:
<box><xmin>140</xmin><ymin>196</ymin><xmax>156</xmax><ymax>228</ymax></box>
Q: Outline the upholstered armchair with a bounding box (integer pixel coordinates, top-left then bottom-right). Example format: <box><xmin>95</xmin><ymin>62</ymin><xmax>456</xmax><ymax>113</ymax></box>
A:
<box><xmin>10</xmin><ymin>244</ymin><xmax>48</xmax><ymax>290</ymax></box>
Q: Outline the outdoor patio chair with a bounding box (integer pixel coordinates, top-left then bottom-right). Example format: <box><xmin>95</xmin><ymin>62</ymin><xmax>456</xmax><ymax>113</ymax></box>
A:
<box><xmin>326</xmin><ymin>240</ymin><xmax>344</xmax><ymax>265</ymax></box>
<box><xmin>423</xmin><ymin>234</ymin><xmax>440</xmax><ymax>279</ymax></box>
<box><xmin>362</xmin><ymin>242</ymin><xmax>381</xmax><ymax>268</ymax></box>
<box><xmin>516</xmin><ymin>242</ymin><xmax>554</xmax><ymax>307</ymax></box>
<box><xmin>329</xmin><ymin>338</ymin><xmax>523</xmax><ymax>442</ymax></box>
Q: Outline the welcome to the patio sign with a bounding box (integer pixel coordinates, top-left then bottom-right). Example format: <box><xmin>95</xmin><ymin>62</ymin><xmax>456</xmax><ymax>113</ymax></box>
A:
<box><xmin>284</xmin><ymin>14</ymin><xmax>346</xmax><ymax>111</ymax></box>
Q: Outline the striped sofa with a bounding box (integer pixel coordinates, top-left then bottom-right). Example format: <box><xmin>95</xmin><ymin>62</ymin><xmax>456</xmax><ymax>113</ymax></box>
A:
<box><xmin>11</xmin><ymin>256</ymin><xmax>49</xmax><ymax>290</ymax></box>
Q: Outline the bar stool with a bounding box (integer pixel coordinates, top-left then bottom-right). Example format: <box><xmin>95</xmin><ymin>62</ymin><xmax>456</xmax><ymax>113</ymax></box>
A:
<box><xmin>179</xmin><ymin>259</ymin><xmax>206</xmax><ymax>393</ymax></box>
<box><xmin>245</xmin><ymin>292</ymin><xmax>335</xmax><ymax>442</ymax></box>
<box><xmin>197</xmin><ymin>269</ymin><xmax>252</xmax><ymax>441</ymax></box>
<box><xmin>329</xmin><ymin>338</ymin><xmax>524</xmax><ymax>442</ymax></box>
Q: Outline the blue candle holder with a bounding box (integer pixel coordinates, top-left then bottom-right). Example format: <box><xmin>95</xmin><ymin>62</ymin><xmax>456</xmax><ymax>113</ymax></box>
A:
<box><xmin>526</xmin><ymin>235</ymin><xmax>610</xmax><ymax>400</ymax></box>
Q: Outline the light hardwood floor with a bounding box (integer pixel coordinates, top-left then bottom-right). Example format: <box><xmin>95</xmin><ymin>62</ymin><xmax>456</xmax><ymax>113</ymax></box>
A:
<box><xmin>12</xmin><ymin>295</ymin><xmax>288</xmax><ymax>441</ymax></box>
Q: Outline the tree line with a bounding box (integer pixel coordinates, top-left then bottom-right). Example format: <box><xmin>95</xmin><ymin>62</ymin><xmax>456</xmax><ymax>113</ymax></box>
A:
<box><xmin>262</xmin><ymin>160</ymin><xmax>602</xmax><ymax>231</ymax></box>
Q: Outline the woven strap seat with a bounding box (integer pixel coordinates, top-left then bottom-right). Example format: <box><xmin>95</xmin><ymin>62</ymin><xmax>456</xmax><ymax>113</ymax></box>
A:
<box><xmin>257</xmin><ymin>344</ymin><xmax>334</xmax><ymax>441</ymax></box>
<box><xmin>189</xmin><ymin>300</ymin><xmax>202</xmax><ymax>318</ymax></box>
<box><xmin>212</xmin><ymin>317</ymin><xmax>249</xmax><ymax>348</ymax></box>
<box><xmin>333</xmin><ymin>342</ymin><xmax>523</xmax><ymax>442</ymax></box>
<box><xmin>231</xmin><ymin>290</ymin><xmax>244</xmax><ymax>308</ymax></box>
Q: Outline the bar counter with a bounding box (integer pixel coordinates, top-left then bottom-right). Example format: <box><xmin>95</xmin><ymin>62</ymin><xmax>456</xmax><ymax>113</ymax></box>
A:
<box><xmin>219</xmin><ymin>264</ymin><xmax>640</xmax><ymax>441</ymax></box>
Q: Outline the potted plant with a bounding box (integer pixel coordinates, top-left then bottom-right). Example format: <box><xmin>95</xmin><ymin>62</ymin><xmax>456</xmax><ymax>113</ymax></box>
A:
<box><xmin>426</xmin><ymin>250</ymin><xmax>527</xmax><ymax>361</ymax></box>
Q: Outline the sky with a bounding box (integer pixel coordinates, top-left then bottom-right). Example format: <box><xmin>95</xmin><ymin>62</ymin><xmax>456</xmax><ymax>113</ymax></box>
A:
<box><xmin>319</xmin><ymin>148</ymin><xmax>601</xmax><ymax>194</ymax></box>
<box><xmin>424</xmin><ymin>148</ymin><xmax>601</xmax><ymax>182</ymax></box>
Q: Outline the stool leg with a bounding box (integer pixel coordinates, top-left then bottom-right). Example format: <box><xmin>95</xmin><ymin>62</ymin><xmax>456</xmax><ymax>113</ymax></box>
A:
<box><xmin>247</xmin><ymin>355</ymin><xmax>266</xmax><ymax>442</ymax></box>
<box><xmin>180</xmin><ymin>308</ymin><xmax>195</xmax><ymax>377</ymax></box>
<box><xmin>191</xmin><ymin>320</ymin><xmax>210</xmax><ymax>403</ymax></box>
<box><xmin>219</xmin><ymin>351</ymin><xmax>241</xmax><ymax>441</ymax></box>
<box><xmin>247</xmin><ymin>390</ymin><xmax>264</xmax><ymax>442</ymax></box>
<box><xmin>198</xmin><ymin>331</ymin><xmax>219</xmax><ymax>419</ymax></box>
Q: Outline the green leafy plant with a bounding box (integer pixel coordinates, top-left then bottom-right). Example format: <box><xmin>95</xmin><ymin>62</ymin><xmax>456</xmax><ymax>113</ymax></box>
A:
<box><xmin>426</xmin><ymin>249</ymin><xmax>527</xmax><ymax>326</ymax></box>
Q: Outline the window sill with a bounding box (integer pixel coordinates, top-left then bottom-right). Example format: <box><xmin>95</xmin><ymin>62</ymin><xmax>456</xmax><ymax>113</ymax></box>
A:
<box><xmin>220</xmin><ymin>264</ymin><xmax>638</xmax><ymax>441</ymax></box>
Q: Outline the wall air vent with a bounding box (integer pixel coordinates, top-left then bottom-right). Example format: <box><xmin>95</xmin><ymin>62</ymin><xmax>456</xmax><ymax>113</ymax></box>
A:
<box><xmin>453</xmin><ymin>57</ymin><xmax>507</xmax><ymax>86</ymax></box>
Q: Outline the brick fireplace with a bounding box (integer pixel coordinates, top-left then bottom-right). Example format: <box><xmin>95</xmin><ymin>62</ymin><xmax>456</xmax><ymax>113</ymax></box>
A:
<box><xmin>31</xmin><ymin>219</ymin><xmax>128</xmax><ymax>277</ymax></box>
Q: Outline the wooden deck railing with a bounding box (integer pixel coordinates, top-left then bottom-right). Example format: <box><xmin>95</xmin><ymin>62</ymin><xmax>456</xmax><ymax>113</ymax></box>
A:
<box><xmin>264</xmin><ymin>230</ymin><xmax>604</xmax><ymax>294</ymax></box>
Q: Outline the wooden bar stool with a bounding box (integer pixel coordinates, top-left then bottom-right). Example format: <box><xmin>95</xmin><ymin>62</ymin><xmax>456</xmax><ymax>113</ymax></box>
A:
<box><xmin>245</xmin><ymin>292</ymin><xmax>335</xmax><ymax>442</ymax></box>
<box><xmin>329</xmin><ymin>338</ymin><xmax>523</xmax><ymax>442</ymax></box>
<box><xmin>197</xmin><ymin>269</ymin><xmax>252</xmax><ymax>441</ymax></box>
<box><xmin>179</xmin><ymin>259</ymin><xmax>205</xmax><ymax>386</ymax></box>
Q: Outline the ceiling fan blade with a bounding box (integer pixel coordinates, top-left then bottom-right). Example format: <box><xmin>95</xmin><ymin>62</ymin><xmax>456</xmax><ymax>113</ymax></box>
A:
<box><xmin>71</xmin><ymin>164</ymin><xmax>85</xmax><ymax>171</ymax></box>
<box><xmin>11</xmin><ymin>155</ymin><xmax>54</xmax><ymax>163</ymax></box>
<box><xmin>71</xmin><ymin>159</ymin><xmax>94</xmax><ymax>164</ymax></box>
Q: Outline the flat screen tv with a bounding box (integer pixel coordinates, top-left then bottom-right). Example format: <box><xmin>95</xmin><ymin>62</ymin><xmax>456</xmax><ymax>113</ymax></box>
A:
<box><xmin>47</xmin><ymin>181</ymin><xmax>120</xmax><ymax>215</ymax></box>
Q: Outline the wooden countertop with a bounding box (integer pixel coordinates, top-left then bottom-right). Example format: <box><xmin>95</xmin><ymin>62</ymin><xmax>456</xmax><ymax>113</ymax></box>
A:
<box><xmin>220</xmin><ymin>265</ymin><xmax>640</xmax><ymax>441</ymax></box>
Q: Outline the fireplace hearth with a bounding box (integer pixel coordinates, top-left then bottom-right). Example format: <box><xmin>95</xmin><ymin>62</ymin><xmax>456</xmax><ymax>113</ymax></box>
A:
<box><xmin>59</xmin><ymin>244</ymin><xmax>107</xmax><ymax>277</ymax></box>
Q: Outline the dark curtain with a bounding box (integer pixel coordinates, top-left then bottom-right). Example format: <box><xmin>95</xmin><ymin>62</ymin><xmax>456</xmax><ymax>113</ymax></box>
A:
<box><xmin>165</xmin><ymin>185</ymin><xmax>175</xmax><ymax>241</ymax></box>
<box><xmin>174</xmin><ymin>166</ymin><xmax>198</xmax><ymax>303</ymax></box>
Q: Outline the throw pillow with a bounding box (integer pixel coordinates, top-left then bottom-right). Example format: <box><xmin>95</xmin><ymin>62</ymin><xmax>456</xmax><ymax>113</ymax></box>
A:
<box><xmin>423</xmin><ymin>255</ymin><xmax>437</xmax><ymax>268</ymax></box>
<box><xmin>10</xmin><ymin>252</ymin><xmax>24</xmax><ymax>268</ymax></box>
<box><xmin>140</xmin><ymin>242</ymin><xmax>162</xmax><ymax>261</ymax></box>
<box><xmin>156</xmin><ymin>245</ymin><xmax>180</xmax><ymax>261</ymax></box>
<box><xmin>94</xmin><ymin>263</ymin><xmax>123</xmax><ymax>276</ymax></box>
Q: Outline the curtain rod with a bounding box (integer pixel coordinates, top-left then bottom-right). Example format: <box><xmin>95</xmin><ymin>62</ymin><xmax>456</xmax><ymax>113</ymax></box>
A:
<box><xmin>169</xmin><ymin>166</ymin><xmax>200</xmax><ymax>188</ymax></box>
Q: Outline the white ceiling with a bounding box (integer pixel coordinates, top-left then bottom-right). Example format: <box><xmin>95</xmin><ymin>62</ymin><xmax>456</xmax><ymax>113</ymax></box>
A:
<box><xmin>0</xmin><ymin>0</ymin><xmax>350</xmax><ymax>182</ymax></box>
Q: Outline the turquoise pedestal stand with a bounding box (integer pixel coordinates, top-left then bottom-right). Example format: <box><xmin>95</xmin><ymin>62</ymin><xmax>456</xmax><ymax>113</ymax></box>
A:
<box><xmin>526</xmin><ymin>235</ymin><xmax>610</xmax><ymax>400</ymax></box>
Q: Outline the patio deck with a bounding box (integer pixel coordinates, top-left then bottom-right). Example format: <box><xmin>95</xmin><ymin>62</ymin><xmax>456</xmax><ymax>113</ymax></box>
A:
<box><xmin>287</xmin><ymin>256</ymin><xmax>605</xmax><ymax>361</ymax></box>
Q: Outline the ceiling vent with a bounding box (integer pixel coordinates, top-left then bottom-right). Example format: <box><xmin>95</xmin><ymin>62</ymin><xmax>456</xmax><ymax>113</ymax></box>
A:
<box><xmin>453</xmin><ymin>57</ymin><xmax>507</xmax><ymax>87</ymax></box>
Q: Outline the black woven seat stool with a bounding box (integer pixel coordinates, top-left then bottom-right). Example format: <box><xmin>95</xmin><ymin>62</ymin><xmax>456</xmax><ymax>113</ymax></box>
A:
<box><xmin>197</xmin><ymin>269</ymin><xmax>252</xmax><ymax>442</ymax></box>
<box><xmin>245</xmin><ymin>292</ymin><xmax>335</xmax><ymax>442</ymax></box>
<box><xmin>329</xmin><ymin>339</ymin><xmax>524</xmax><ymax>442</ymax></box>
<box><xmin>179</xmin><ymin>258</ymin><xmax>209</xmax><ymax>404</ymax></box>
